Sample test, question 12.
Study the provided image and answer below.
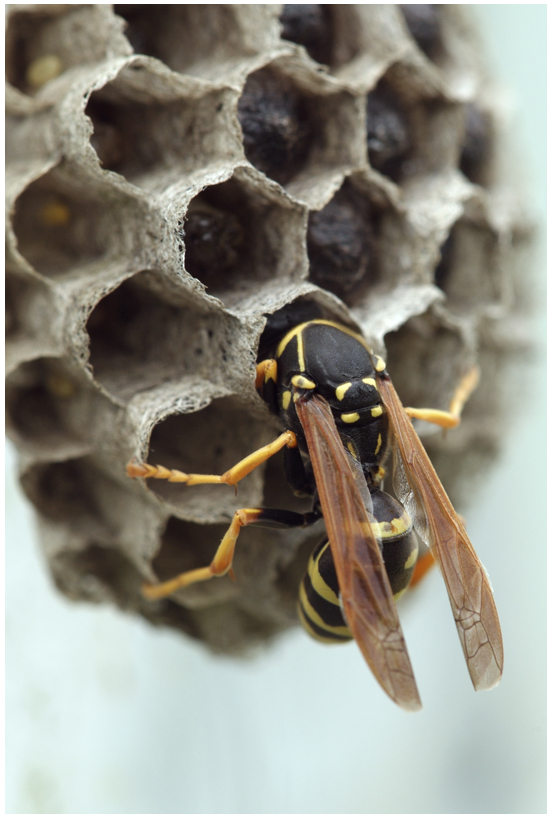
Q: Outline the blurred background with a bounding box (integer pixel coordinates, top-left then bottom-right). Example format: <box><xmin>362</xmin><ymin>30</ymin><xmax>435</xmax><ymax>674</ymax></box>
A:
<box><xmin>6</xmin><ymin>5</ymin><xmax>546</xmax><ymax>813</ymax></box>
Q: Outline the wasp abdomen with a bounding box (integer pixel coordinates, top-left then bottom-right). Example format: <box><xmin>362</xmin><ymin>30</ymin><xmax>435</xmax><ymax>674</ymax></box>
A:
<box><xmin>298</xmin><ymin>489</ymin><xmax>418</xmax><ymax>643</ymax></box>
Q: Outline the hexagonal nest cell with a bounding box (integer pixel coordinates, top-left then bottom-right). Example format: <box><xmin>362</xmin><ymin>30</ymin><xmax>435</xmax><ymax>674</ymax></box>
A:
<box><xmin>85</xmin><ymin>68</ymin><xmax>239</xmax><ymax>190</ymax></box>
<box><xmin>181</xmin><ymin>172</ymin><xmax>304</xmax><ymax>301</ymax></box>
<box><xmin>6</xmin><ymin>4</ymin><xmax>531</xmax><ymax>656</ymax></box>
<box><xmin>11</xmin><ymin>163</ymin><xmax>131</xmax><ymax>279</ymax></box>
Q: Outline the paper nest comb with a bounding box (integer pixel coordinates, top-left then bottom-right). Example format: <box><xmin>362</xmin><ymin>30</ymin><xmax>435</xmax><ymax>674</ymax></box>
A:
<box><xmin>6</xmin><ymin>5</ymin><xmax>530</xmax><ymax>653</ymax></box>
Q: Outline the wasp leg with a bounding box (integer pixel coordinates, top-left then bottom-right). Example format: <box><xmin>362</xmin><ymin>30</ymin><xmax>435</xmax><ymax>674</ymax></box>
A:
<box><xmin>256</xmin><ymin>358</ymin><xmax>279</xmax><ymax>414</ymax></box>
<box><xmin>404</xmin><ymin>365</ymin><xmax>479</xmax><ymax>430</ymax></box>
<box><xmin>142</xmin><ymin>507</ymin><xmax>320</xmax><ymax>600</ymax></box>
<box><xmin>408</xmin><ymin>550</ymin><xmax>435</xmax><ymax>589</ymax></box>
<box><xmin>255</xmin><ymin>358</ymin><xmax>278</xmax><ymax>390</ymax></box>
<box><xmin>127</xmin><ymin>430</ymin><xmax>297</xmax><ymax>486</ymax></box>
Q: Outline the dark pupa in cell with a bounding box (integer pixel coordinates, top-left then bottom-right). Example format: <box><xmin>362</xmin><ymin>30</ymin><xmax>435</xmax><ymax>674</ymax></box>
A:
<box><xmin>399</xmin><ymin>4</ymin><xmax>442</xmax><ymax>60</ymax></box>
<box><xmin>459</xmin><ymin>103</ymin><xmax>493</xmax><ymax>184</ymax></box>
<box><xmin>182</xmin><ymin>200</ymin><xmax>244</xmax><ymax>289</ymax></box>
<box><xmin>237</xmin><ymin>68</ymin><xmax>313</xmax><ymax>186</ymax></box>
<box><xmin>366</xmin><ymin>87</ymin><xmax>411</xmax><ymax>180</ymax></box>
<box><xmin>279</xmin><ymin>4</ymin><xmax>333</xmax><ymax>65</ymax></box>
<box><xmin>307</xmin><ymin>188</ymin><xmax>376</xmax><ymax>301</ymax></box>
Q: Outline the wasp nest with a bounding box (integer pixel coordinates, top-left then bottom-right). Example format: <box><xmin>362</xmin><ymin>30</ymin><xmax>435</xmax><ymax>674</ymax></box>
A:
<box><xmin>6</xmin><ymin>5</ymin><xmax>529</xmax><ymax>653</ymax></box>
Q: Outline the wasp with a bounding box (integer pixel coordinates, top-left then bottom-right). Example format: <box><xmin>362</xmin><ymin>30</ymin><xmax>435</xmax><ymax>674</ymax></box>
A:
<box><xmin>127</xmin><ymin>318</ymin><xmax>503</xmax><ymax>710</ymax></box>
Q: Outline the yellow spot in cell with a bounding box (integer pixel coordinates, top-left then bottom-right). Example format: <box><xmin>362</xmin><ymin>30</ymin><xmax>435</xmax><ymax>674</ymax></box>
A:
<box><xmin>371</xmin><ymin>405</ymin><xmax>383</xmax><ymax>418</ymax></box>
<box><xmin>335</xmin><ymin>382</ymin><xmax>351</xmax><ymax>401</ymax></box>
<box><xmin>26</xmin><ymin>54</ymin><xmax>63</xmax><ymax>89</ymax></box>
<box><xmin>375</xmin><ymin>433</ymin><xmax>382</xmax><ymax>455</ymax></box>
<box><xmin>40</xmin><ymin>200</ymin><xmax>71</xmax><ymax>227</ymax></box>
<box><xmin>291</xmin><ymin>375</ymin><xmax>316</xmax><ymax>390</ymax></box>
<box><xmin>282</xmin><ymin>390</ymin><xmax>291</xmax><ymax>410</ymax></box>
<box><xmin>46</xmin><ymin>374</ymin><xmax>76</xmax><ymax>398</ymax></box>
<box><xmin>341</xmin><ymin>412</ymin><xmax>359</xmax><ymax>424</ymax></box>
<box><xmin>362</xmin><ymin>377</ymin><xmax>376</xmax><ymax>387</ymax></box>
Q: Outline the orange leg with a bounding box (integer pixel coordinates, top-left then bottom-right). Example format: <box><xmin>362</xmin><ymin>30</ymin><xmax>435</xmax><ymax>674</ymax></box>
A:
<box><xmin>127</xmin><ymin>430</ymin><xmax>297</xmax><ymax>486</ymax></box>
<box><xmin>404</xmin><ymin>365</ymin><xmax>480</xmax><ymax>430</ymax></box>
<box><xmin>142</xmin><ymin>508</ymin><xmax>262</xmax><ymax>600</ymax></box>
<box><xmin>255</xmin><ymin>358</ymin><xmax>278</xmax><ymax>390</ymax></box>
<box><xmin>409</xmin><ymin>550</ymin><xmax>435</xmax><ymax>589</ymax></box>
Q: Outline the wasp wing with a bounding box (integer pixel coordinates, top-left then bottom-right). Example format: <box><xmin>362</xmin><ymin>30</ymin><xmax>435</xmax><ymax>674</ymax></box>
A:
<box><xmin>377</xmin><ymin>374</ymin><xmax>504</xmax><ymax>691</ymax></box>
<box><xmin>296</xmin><ymin>392</ymin><xmax>422</xmax><ymax>711</ymax></box>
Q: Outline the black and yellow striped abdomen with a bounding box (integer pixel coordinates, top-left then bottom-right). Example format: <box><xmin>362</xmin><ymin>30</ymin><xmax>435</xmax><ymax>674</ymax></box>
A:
<box><xmin>298</xmin><ymin>489</ymin><xmax>419</xmax><ymax>643</ymax></box>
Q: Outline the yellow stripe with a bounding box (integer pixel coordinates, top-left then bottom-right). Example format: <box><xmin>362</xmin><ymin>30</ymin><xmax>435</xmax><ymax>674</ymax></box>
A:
<box><xmin>276</xmin><ymin>320</ymin><xmax>372</xmax><ymax>361</ymax></box>
<box><xmin>336</xmin><ymin>382</ymin><xmax>352</xmax><ymax>401</ymax></box>
<box><xmin>308</xmin><ymin>550</ymin><xmax>340</xmax><ymax>606</ymax></box>
<box><xmin>297</xmin><ymin>606</ymin><xmax>348</xmax><ymax>643</ymax></box>
<box><xmin>375</xmin><ymin>433</ymin><xmax>382</xmax><ymax>455</ymax></box>
<box><xmin>376</xmin><ymin>512</ymin><xmax>411</xmax><ymax>539</ymax></box>
<box><xmin>404</xmin><ymin>545</ymin><xmax>419</xmax><ymax>570</ymax></box>
<box><xmin>291</xmin><ymin>374</ymin><xmax>316</xmax><ymax>390</ymax></box>
<box><xmin>299</xmin><ymin>584</ymin><xmax>351</xmax><ymax>637</ymax></box>
<box><xmin>373</xmin><ymin>354</ymin><xmax>386</xmax><ymax>372</ymax></box>
<box><xmin>282</xmin><ymin>390</ymin><xmax>291</xmax><ymax>410</ymax></box>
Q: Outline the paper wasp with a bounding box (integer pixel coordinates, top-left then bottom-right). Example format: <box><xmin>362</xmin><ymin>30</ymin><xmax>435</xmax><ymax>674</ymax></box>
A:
<box><xmin>127</xmin><ymin>317</ymin><xmax>503</xmax><ymax>710</ymax></box>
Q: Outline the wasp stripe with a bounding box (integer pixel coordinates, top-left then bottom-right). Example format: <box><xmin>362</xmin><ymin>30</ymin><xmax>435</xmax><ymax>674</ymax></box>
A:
<box><xmin>298</xmin><ymin>605</ymin><xmax>352</xmax><ymax>643</ymax></box>
<box><xmin>298</xmin><ymin>542</ymin><xmax>353</xmax><ymax>643</ymax></box>
<box><xmin>276</xmin><ymin>320</ymin><xmax>372</xmax><ymax>361</ymax></box>
<box><xmin>307</xmin><ymin>550</ymin><xmax>340</xmax><ymax>606</ymax></box>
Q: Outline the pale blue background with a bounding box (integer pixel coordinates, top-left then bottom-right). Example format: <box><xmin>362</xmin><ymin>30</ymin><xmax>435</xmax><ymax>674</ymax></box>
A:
<box><xmin>6</xmin><ymin>5</ymin><xmax>546</xmax><ymax>813</ymax></box>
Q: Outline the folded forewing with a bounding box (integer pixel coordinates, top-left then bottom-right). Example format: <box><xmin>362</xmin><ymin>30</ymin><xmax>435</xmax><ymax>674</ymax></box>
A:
<box><xmin>296</xmin><ymin>393</ymin><xmax>422</xmax><ymax>711</ymax></box>
<box><xmin>377</xmin><ymin>375</ymin><xmax>503</xmax><ymax>691</ymax></box>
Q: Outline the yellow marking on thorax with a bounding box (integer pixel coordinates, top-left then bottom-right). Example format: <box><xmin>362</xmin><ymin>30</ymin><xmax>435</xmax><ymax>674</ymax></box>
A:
<box><xmin>362</xmin><ymin>377</ymin><xmax>376</xmax><ymax>387</ymax></box>
<box><xmin>373</xmin><ymin>355</ymin><xmax>386</xmax><ymax>372</ymax></box>
<box><xmin>346</xmin><ymin>441</ymin><xmax>358</xmax><ymax>458</ymax></box>
<box><xmin>336</xmin><ymin>382</ymin><xmax>352</xmax><ymax>401</ymax></box>
<box><xmin>282</xmin><ymin>390</ymin><xmax>291</xmax><ymax>410</ymax></box>
<box><xmin>291</xmin><ymin>374</ymin><xmax>316</xmax><ymax>390</ymax></box>
<box><xmin>375</xmin><ymin>433</ymin><xmax>382</xmax><ymax>455</ymax></box>
<box><xmin>371</xmin><ymin>405</ymin><xmax>383</xmax><ymax>418</ymax></box>
<box><xmin>276</xmin><ymin>319</ymin><xmax>373</xmax><ymax>362</ymax></box>
<box><xmin>341</xmin><ymin>412</ymin><xmax>360</xmax><ymax>424</ymax></box>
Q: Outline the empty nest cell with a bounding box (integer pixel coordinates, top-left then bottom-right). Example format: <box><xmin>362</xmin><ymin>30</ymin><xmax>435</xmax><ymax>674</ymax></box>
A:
<box><xmin>384</xmin><ymin>313</ymin><xmax>469</xmax><ymax>418</ymax></box>
<box><xmin>86</xmin><ymin>271</ymin><xmax>223</xmax><ymax>401</ymax></box>
<box><xmin>238</xmin><ymin>64</ymin><xmax>359</xmax><ymax>190</ymax></box>
<box><xmin>181</xmin><ymin>172</ymin><xmax>303</xmax><ymax>301</ymax></box>
<box><xmin>114</xmin><ymin>5</ymin><xmax>261</xmax><ymax>79</ymax></box>
<box><xmin>21</xmin><ymin>457</ymin><xmax>112</xmax><ymax>536</ymax></box>
<box><xmin>11</xmin><ymin>165</ymin><xmax>125</xmax><ymax>279</ymax></box>
<box><xmin>86</xmin><ymin>69</ymin><xmax>236</xmax><ymax>190</ymax></box>
<box><xmin>6</xmin><ymin>357</ymin><xmax>118</xmax><ymax>460</ymax></box>
<box><xmin>434</xmin><ymin>218</ymin><xmax>502</xmax><ymax>314</ymax></box>
<box><xmin>140</xmin><ymin>395</ymin><xmax>271</xmax><ymax>522</ymax></box>
<box><xmin>6</xmin><ymin>5</ymin><xmax>125</xmax><ymax>95</ymax></box>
